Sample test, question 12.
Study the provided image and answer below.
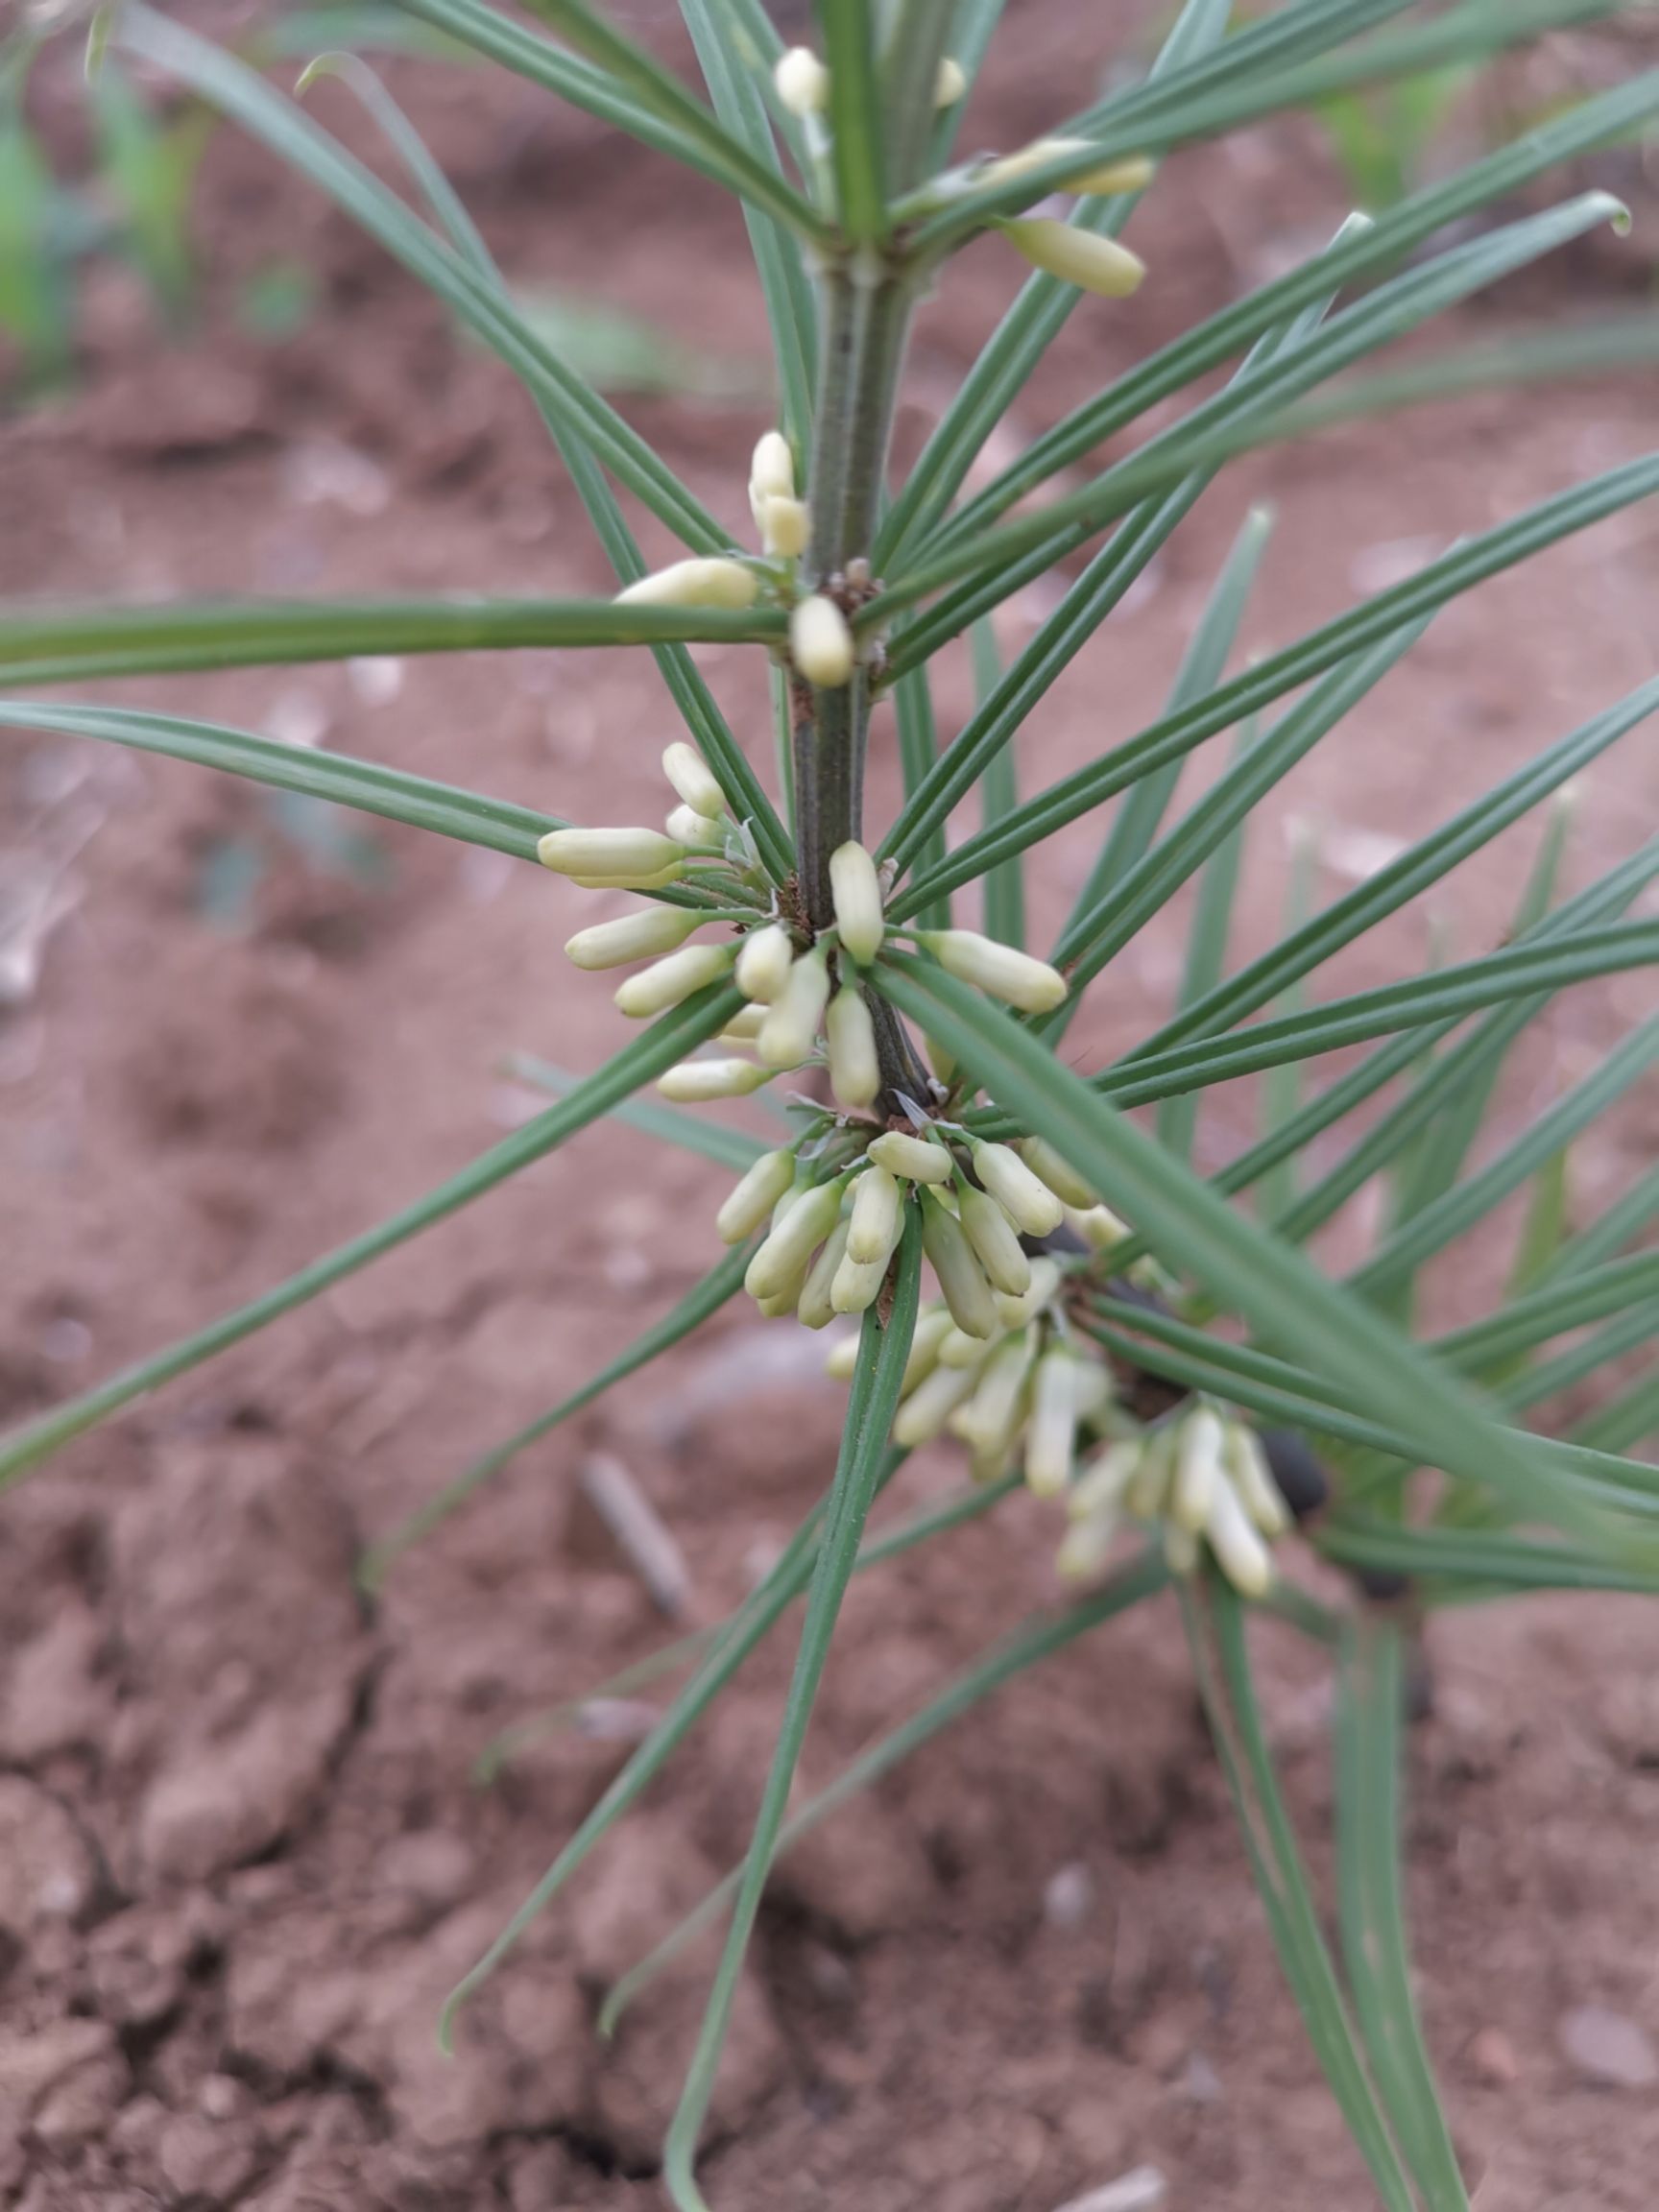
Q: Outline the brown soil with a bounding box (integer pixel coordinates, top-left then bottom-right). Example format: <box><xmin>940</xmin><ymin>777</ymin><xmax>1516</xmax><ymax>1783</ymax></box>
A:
<box><xmin>3</xmin><ymin>10</ymin><xmax>1659</xmax><ymax>2207</ymax></box>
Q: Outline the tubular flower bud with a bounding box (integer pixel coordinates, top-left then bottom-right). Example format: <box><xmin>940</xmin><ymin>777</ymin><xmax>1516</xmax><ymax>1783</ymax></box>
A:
<box><xmin>894</xmin><ymin>1360</ymin><xmax>981</xmax><ymax>1448</ymax></box>
<box><xmin>826</xmin><ymin>984</ymin><xmax>879</xmax><ymax>1110</ymax></box>
<box><xmin>825</xmin><ymin>1334</ymin><xmax>860</xmax><ymax>1382</ymax></box>
<box><xmin>1016</xmin><ymin>1136</ymin><xmax>1097</xmax><ymax>1211</ymax></box>
<box><xmin>997</xmin><ymin>218</ymin><xmax>1146</xmax><ymax>300</ymax></box>
<box><xmin>847</xmin><ymin>1166</ymin><xmax>902</xmax><ymax>1265</ymax></box>
<box><xmin>1126</xmin><ymin>1426</ymin><xmax>1175</xmax><ymax>1519</ymax></box>
<box><xmin>716</xmin><ymin>1147</ymin><xmax>798</xmax><ymax>1244</ymax></box>
<box><xmin>568</xmin><ymin>864</ymin><xmax>685</xmax><ymax>891</ymax></box>
<box><xmin>938</xmin><ymin>1323</ymin><xmax>990</xmax><ymax>1370</ymax></box>
<box><xmin>774</xmin><ymin>44</ymin><xmax>829</xmax><ymax>116</ymax></box>
<box><xmin>1222</xmin><ymin>1423</ymin><xmax>1291</xmax><ymax>1538</ymax></box>
<box><xmin>717</xmin><ymin>1003</ymin><xmax>767</xmax><ymax>1045</ymax></box>
<box><xmin>735</xmin><ymin>922</ymin><xmax>795</xmax><ymax>1004</ymax></box>
<box><xmin>971</xmin><ymin>1142</ymin><xmax>1064</xmax><ymax>1237</ymax></box>
<box><xmin>1069</xmin><ymin>1438</ymin><xmax>1142</xmax><ymax>1521</ymax></box>
<box><xmin>1206</xmin><ymin>1473</ymin><xmax>1274</xmax><ymax>1598</ymax></box>
<box><xmin>997</xmin><ymin>1256</ymin><xmax>1062</xmax><ymax>1331</ymax></box>
<box><xmin>757</xmin><ymin>947</ymin><xmax>831</xmax><ymax>1068</ymax></box>
<box><xmin>831</xmin><ymin>1250</ymin><xmax>888</xmax><ymax>1315</ymax></box>
<box><xmin>922</xmin><ymin>1195</ymin><xmax>1000</xmax><ymax>1340</ymax></box>
<box><xmin>916</xmin><ymin>928</ymin><xmax>1068</xmax><ymax>1014</ymax></box>
<box><xmin>540</xmin><ymin>827</ymin><xmax>685</xmax><ymax>880</ymax></box>
<box><xmin>799</xmin><ymin>1221</ymin><xmax>852</xmax><ymax>1332</ymax></box>
<box><xmin>790</xmin><ymin>593</ymin><xmax>855</xmax><ymax>688</ymax></box>
<box><xmin>1164</xmin><ymin>1520</ymin><xmax>1200</xmax><ymax>1575</ymax></box>
<box><xmin>657</xmin><ymin>1057</ymin><xmax>772</xmax><ymax>1102</ymax></box>
<box><xmin>868</xmin><ymin>1130</ymin><xmax>954</xmax><ymax>1185</ymax></box>
<box><xmin>1057</xmin><ymin>1511</ymin><xmax>1119</xmax><ymax>1583</ymax></box>
<box><xmin>957</xmin><ymin>1185</ymin><xmax>1031</xmax><ymax>1298</ymax></box>
<box><xmin>1172</xmin><ymin>1407</ymin><xmax>1225</xmax><ymax>1533</ymax></box>
<box><xmin>829</xmin><ymin>840</ymin><xmax>885</xmax><ymax>966</ymax></box>
<box><xmin>662</xmin><ymin>740</ymin><xmax>726</xmax><ymax>820</ymax></box>
<box><xmin>759</xmin><ymin>494</ymin><xmax>809</xmax><ymax>560</ymax></box>
<box><xmin>615</xmin><ymin>557</ymin><xmax>758</xmax><ymax>610</ymax></box>
<box><xmin>980</xmin><ymin>136</ymin><xmax>1153</xmax><ymax>199</ymax></box>
<box><xmin>613</xmin><ymin>941</ymin><xmax>733</xmax><ymax>1019</ymax></box>
<box><xmin>950</xmin><ymin>1332</ymin><xmax>1036</xmax><ymax>1456</ymax></box>
<box><xmin>745</xmin><ymin>1180</ymin><xmax>842</xmax><ymax>1303</ymax></box>
<box><xmin>1024</xmin><ymin>1353</ymin><xmax>1082</xmax><ymax>1499</ymax></box>
<box><xmin>1066</xmin><ymin>1203</ymin><xmax>1132</xmax><ymax>1252</ymax></box>
<box><xmin>565</xmin><ymin>904</ymin><xmax>702</xmax><ymax>972</ymax></box>
<box><xmin>901</xmin><ymin>1305</ymin><xmax>954</xmax><ymax>1393</ymax></box>
<box><xmin>748</xmin><ymin>429</ymin><xmax>795</xmax><ymax>509</ymax></box>
<box><xmin>934</xmin><ymin>56</ymin><xmax>966</xmax><ymax>106</ymax></box>
<box><xmin>665</xmin><ymin>804</ymin><xmax>726</xmax><ymax>852</ymax></box>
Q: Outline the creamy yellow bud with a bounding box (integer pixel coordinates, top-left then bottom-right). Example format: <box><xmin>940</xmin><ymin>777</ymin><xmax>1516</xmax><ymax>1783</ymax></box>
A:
<box><xmin>735</xmin><ymin>922</ymin><xmax>795</xmax><ymax>1004</ymax></box>
<box><xmin>826</xmin><ymin>984</ymin><xmax>879</xmax><ymax>1111</ymax></box>
<box><xmin>934</xmin><ymin>56</ymin><xmax>966</xmax><ymax>106</ymax></box>
<box><xmin>749</xmin><ymin>429</ymin><xmax>795</xmax><ymax>506</ymax></box>
<box><xmin>1222</xmin><ymin>1423</ymin><xmax>1290</xmax><ymax>1539</ymax></box>
<box><xmin>759</xmin><ymin>493</ymin><xmax>809</xmax><ymax>560</ymax></box>
<box><xmin>756</xmin><ymin>1283</ymin><xmax>805</xmax><ymax>1319</ymax></box>
<box><xmin>1072</xmin><ymin>154</ymin><xmax>1154</xmax><ymax>197</ymax></box>
<box><xmin>567</xmin><ymin>863</ymin><xmax>686</xmax><ymax>891</ymax></box>
<box><xmin>901</xmin><ymin>1305</ymin><xmax>954</xmax><ymax>1394</ymax></box>
<box><xmin>916</xmin><ymin>928</ymin><xmax>1068</xmax><ymax>1014</ymax></box>
<box><xmin>539</xmin><ymin>827</ymin><xmax>685</xmax><ymax>880</ymax></box>
<box><xmin>922</xmin><ymin>1195</ymin><xmax>999</xmax><ymax>1340</ymax></box>
<box><xmin>1066</xmin><ymin>1203</ymin><xmax>1133</xmax><ymax>1252</ymax></box>
<box><xmin>957</xmin><ymin>1185</ymin><xmax>1031</xmax><ymax>1298</ymax></box>
<box><xmin>867</xmin><ymin>1129</ymin><xmax>954</xmax><ymax>1184</ymax></box>
<box><xmin>657</xmin><ymin>1056</ymin><xmax>772</xmax><ymax>1102</ymax></box>
<box><xmin>1016</xmin><ymin>1136</ymin><xmax>1097</xmax><ymax>1211</ymax></box>
<box><xmin>950</xmin><ymin>1332</ymin><xmax>1035</xmax><ymax>1455</ymax></box>
<box><xmin>1164</xmin><ymin>1520</ymin><xmax>1200</xmax><ymax>1575</ymax></box>
<box><xmin>830</xmin><ymin>1250</ymin><xmax>887</xmax><ymax>1315</ymax></box>
<box><xmin>1068</xmin><ymin>1438</ymin><xmax>1142</xmax><ymax>1521</ymax></box>
<box><xmin>938</xmin><ymin>1323</ymin><xmax>993</xmax><ymax>1370</ymax></box>
<box><xmin>972</xmin><ymin>1142</ymin><xmax>1064</xmax><ymax>1237</ymax></box>
<box><xmin>665</xmin><ymin>804</ymin><xmax>726</xmax><ymax>852</ymax></box>
<box><xmin>998</xmin><ymin>218</ymin><xmax>1146</xmax><ymax>300</ymax></box>
<box><xmin>662</xmin><ymin>740</ymin><xmax>726</xmax><ymax>820</ymax></box>
<box><xmin>774</xmin><ymin>44</ymin><xmax>829</xmax><ymax>116</ymax></box>
<box><xmin>996</xmin><ymin>1255</ymin><xmax>1062</xmax><ymax>1331</ymax></box>
<box><xmin>613</xmin><ymin>940</ymin><xmax>733</xmax><ymax>1018</ymax></box>
<box><xmin>799</xmin><ymin>1220</ymin><xmax>852</xmax><ymax>1331</ymax></box>
<box><xmin>1171</xmin><ymin>1406</ymin><xmax>1224</xmax><ymax>1533</ymax></box>
<box><xmin>829</xmin><ymin>841</ymin><xmax>885</xmax><ymax>966</ymax></box>
<box><xmin>717</xmin><ymin>1004</ymin><xmax>767</xmax><ymax>1046</ymax></box>
<box><xmin>825</xmin><ymin>1334</ymin><xmax>860</xmax><ymax>1382</ymax></box>
<box><xmin>565</xmin><ymin>904</ymin><xmax>701</xmax><ymax>971</ymax></box>
<box><xmin>980</xmin><ymin>137</ymin><xmax>1153</xmax><ymax>199</ymax></box>
<box><xmin>893</xmin><ymin>1360</ymin><xmax>981</xmax><ymax>1447</ymax></box>
<box><xmin>790</xmin><ymin>593</ymin><xmax>854</xmax><ymax>688</ymax></box>
<box><xmin>615</xmin><ymin>557</ymin><xmax>758</xmax><ymax>610</ymax></box>
<box><xmin>745</xmin><ymin>1179</ymin><xmax>842</xmax><ymax>1303</ymax></box>
<box><xmin>1206</xmin><ymin>1473</ymin><xmax>1273</xmax><ymax>1598</ymax></box>
<box><xmin>1126</xmin><ymin>1427</ymin><xmax>1175</xmax><ymax>1520</ymax></box>
<box><xmin>757</xmin><ymin>947</ymin><xmax>830</xmax><ymax>1068</ymax></box>
<box><xmin>716</xmin><ymin>1147</ymin><xmax>798</xmax><ymax>1244</ymax></box>
<box><xmin>1056</xmin><ymin>1512</ymin><xmax>1118</xmax><ymax>1582</ymax></box>
<box><xmin>847</xmin><ymin>1166</ymin><xmax>902</xmax><ymax>1266</ymax></box>
<box><xmin>1024</xmin><ymin>1349</ymin><xmax>1081</xmax><ymax>1498</ymax></box>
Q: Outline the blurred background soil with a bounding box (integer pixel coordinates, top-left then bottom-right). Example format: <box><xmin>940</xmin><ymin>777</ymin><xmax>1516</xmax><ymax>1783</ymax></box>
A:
<box><xmin>2</xmin><ymin>5</ymin><xmax>1658</xmax><ymax>2205</ymax></box>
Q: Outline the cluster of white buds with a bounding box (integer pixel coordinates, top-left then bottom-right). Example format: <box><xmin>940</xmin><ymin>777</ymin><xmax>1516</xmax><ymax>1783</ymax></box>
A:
<box><xmin>1060</xmin><ymin>1403</ymin><xmax>1289</xmax><ymax>1599</ymax></box>
<box><xmin>774</xmin><ymin>45</ymin><xmax>966</xmax><ymax>120</ymax></box>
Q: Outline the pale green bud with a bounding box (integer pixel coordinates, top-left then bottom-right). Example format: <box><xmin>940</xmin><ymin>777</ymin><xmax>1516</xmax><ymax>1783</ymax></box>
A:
<box><xmin>757</xmin><ymin>947</ymin><xmax>830</xmax><ymax>1068</ymax></box>
<box><xmin>916</xmin><ymin>928</ymin><xmax>1068</xmax><ymax>1015</ymax></box>
<box><xmin>759</xmin><ymin>493</ymin><xmax>809</xmax><ymax>560</ymax></box>
<box><xmin>934</xmin><ymin>56</ymin><xmax>966</xmax><ymax>107</ymax></box>
<box><xmin>749</xmin><ymin>429</ymin><xmax>795</xmax><ymax>507</ymax></box>
<box><xmin>893</xmin><ymin>1360</ymin><xmax>980</xmax><ymax>1448</ymax></box>
<box><xmin>826</xmin><ymin>983</ymin><xmax>879</xmax><ymax>1111</ymax></box>
<box><xmin>957</xmin><ymin>1185</ymin><xmax>1031</xmax><ymax>1298</ymax></box>
<box><xmin>1016</xmin><ymin>1135</ymin><xmax>1098</xmax><ymax>1211</ymax></box>
<box><xmin>1056</xmin><ymin>1512</ymin><xmax>1118</xmax><ymax>1583</ymax></box>
<box><xmin>901</xmin><ymin>1305</ymin><xmax>954</xmax><ymax>1394</ymax></box>
<box><xmin>735</xmin><ymin>922</ymin><xmax>795</xmax><ymax>1004</ymax></box>
<box><xmin>830</xmin><ymin>1250</ymin><xmax>888</xmax><ymax>1316</ymax></box>
<box><xmin>799</xmin><ymin>1220</ymin><xmax>852</xmax><ymax>1331</ymax></box>
<box><xmin>745</xmin><ymin>1179</ymin><xmax>842</xmax><ymax>1303</ymax></box>
<box><xmin>790</xmin><ymin>593</ymin><xmax>854</xmax><ymax>688</ymax></box>
<box><xmin>774</xmin><ymin>44</ymin><xmax>829</xmax><ymax>116</ymax></box>
<box><xmin>922</xmin><ymin>1194</ymin><xmax>999</xmax><ymax>1340</ymax></box>
<box><xmin>665</xmin><ymin>803</ymin><xmax>726</xmax><ymax>852</ymax></box>
<box><xmin>1126</xmin><ymin>1427</ymin><xmax>1175</xmax><ymax>1519</ymax></box>
<box><xmin>613</xmin><ymin>940</ymin><xmax>733</xmax><ymax>1018</ymax></box>
<box><xmin>938</xmin><ymin>1323</ymin><xmax>994</xmax><ymax>1370</ymax></box>
<box><xmin>1171</xmin><ymin>1406</ymin><xmax>1224</xmax><ymax>1533</ymax></box>
<box><xmin>825</xmin><ymin>1334</ymin><xmax>860</xmax><ymax>1382</ymax></box>
<box><xmin>868</xmin><ymin>1129</ymin><xmax>953</xmax><ymax>1185</ymax></box>
<box><xmin>971</xmin><ymin>1142</ymin><xmax>1064</xmax><ymax>1237</ymax></box>
<box><xmin>715</xmin><ymin>1147</ymin><xmax>798</xmax><ymax>1245</ymax></box>
<box><xmin>565</xmin><ymin>903</ymin><xmax>701</xmax><ymax>972</ymax></box>
<box><xmin>540</xmin><ymin>826</ymin><xmax>685</xmax><ymax>880</ymax></box>
<box><xmin>997</xmin><ymin>218</ymin><xmax>1146</xmax><ymax>300</ymax></box>
<box><xmin>1068</xmin><ymin>1438</ymin><xmax>1142</xmax><ymax>1521</ymax></box>
<box><xmin>1206</xmin><ymin>1473</ymin><xmax>1273</xmax><ymax>1598</ymax></box>
<box><xmin>615</xmin><ymin>557</ymin><xmax>758</xmax><ymax>610</ymax></box>
<box><xmin>829</xmin><ymin>840</ymin><xmax>885</xmax><ymax>966</ymax></box>
<box><xmin>996</xmin><ymin>1256</ymin><xmax>1062</xmax><ymax>1331</ymax></box>
<box><xmin>1023</xmin><ymin>1348</ymin><xmax>1081</xmax><ymax>1498</ymax></box>
<box><xmin>657</xmin><ymin>1056</ymin><xmax>772</xmax><ymax>1102</ymax></box>
<box><xmin>567</xmin><ymin>863</ymin><xmax>685</xmax><ymax>891</ymax></box>
<box><xmin>950</xmin><ymin>1331</ymin><xmax>1035</xmax><ymax>1456</ymax></box>
<box><xmin>716</xmin><ymin>1003</ymin><xmax>767</xmax><ymax>1046</ymax></box>
<box><xmin>847</xmin><ymin>1166</ymin><xmax>902</xmax><ymax>1265</ymax></box>
<box><xmin>1164</xmin><ymin>1520</ymin><xmax>1200</xmax><ymax>1575</ymax></box>
<box><xmin>1065</xmin><ymin>1203</ymin><xmax>1133</xmax><ymax>1252</ymax></box>
<box><xmin>979</xmin><ymin>137</ymin><xmax>1153</xmax><ymax>199</ymax></box>
<box><xmin>1222</xmin><ymin>1423</ymin><xmax>1290</xmax><ymax>1539</ymax></box>
<box><xmin>662</xmin><ymin>740</ymin><xmax>726</xmax><ymax>819</ymax></box>
<box><xmin>756</xmin><ymin>1282</ymin><xmax>805</xmax><ymax>1319</ymax></box>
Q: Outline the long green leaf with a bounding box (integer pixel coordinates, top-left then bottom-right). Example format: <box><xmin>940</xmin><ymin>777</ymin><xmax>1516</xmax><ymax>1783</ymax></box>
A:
<box><xmin>1434</xmin><ymin>1250</ymin><xmax>1659</xmax><ymax>1376</ymax></box>
<box><xmin>1319</xmin><ymin>1521</ymin><xmax>1659</xmax><ymax>1599</ymax></box>
<box><xmin>969</xmin><ymin>616</ymin><xmax>1022</xmax><ymax>949</ymax></box>
<box><xmin>818</xmin><ymin>0</ymin><xmax>887</xmax><ymax>243</ymax></box>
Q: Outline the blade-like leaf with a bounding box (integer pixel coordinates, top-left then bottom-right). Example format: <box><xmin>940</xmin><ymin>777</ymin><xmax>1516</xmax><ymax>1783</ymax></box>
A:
<box><xmin>969</xmin><ymin>616</ymin><xmax>1023</xmax><ymax>950</ymax></box>
<box><xmin>818</xmin><ymin>0</ymin><xmax>887</xmax><ymax>243</ymax></box>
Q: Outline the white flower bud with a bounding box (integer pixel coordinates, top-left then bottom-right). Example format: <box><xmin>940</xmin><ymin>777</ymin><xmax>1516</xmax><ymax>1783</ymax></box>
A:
<box><xmin>1164</xmin><ymin>1519</ymin><xmax>1200</xmax><ymax>1575</ymax></box>
<box><xmin>847</xmin><ymin>1166</ymin><xmax>902</xmax><ymax>1265</ymax></box>
<box><xmin>613</xmin><ymin>940</ymin><xmax>733</xmax><ymax>1018</ymax></box>
<box><xmin>979</xmin><ymin>137</ymin><xmax>1153</xmax><ymax>199</ymax></box>
<box><xmin>799</xmin><ymin>1220</ymin><xmax>852</xmax><ymax>1331</ymax></box>
<box><xmin>567</xmin><ymin>863</ymin><xmax>685</xmax><ymax>891</ymax></box>
<box><xmin>759</xmin><ymin>493</ymin><xmax>809</xmax><ymax>560</ymax></box>
<box><xmin>867</xmin><ymin>1130</ymin><xmax>954</xmax><ymax>1185</ymax></box>
<box><xmin>826</xmin><ymin>984</ymin><xmax>879</xmax><ymax>1110</ymax></box>
<box><xmin>1016</xmin><ymin>1136</ymin><xmax>1097</xmax><ymax>1211</ymax></box>
<box><xmin>1126</xmin><ymin>1427</ymin><xmax>1175</xmax><ymax>1519</ymax></box>
<box><xmin>1068</xmin><ymin>1438</ymin><xmax>1142</xmax><ymax>1521</ymax></box>
<box><xmin>749</xmin><ymin>429</ymin><xmax>795</xmax><ymax>507</ymax></box>
<box><xmin>1066</xmin><ymin>1203</ymin><xmax>1133</xmax><ymax>1252</ymax></box>
<box><xmin>1206</xmin><ymin>1473</ymin><xmax>1273</xmax><ymax>1598</ymax></box>
<box><xmin>922</xmin><ymin>1195</ymin><xmax>1000</xmax><ymax>1340</ymax></box>
<box><xmin>745</xmin><ymin>1180</ymin><xmax>842</xmax><ymax>1303</ymax></box>
<box><xmin>1222</xmin><ymin>1423</ymin><xmax>1291</xmax><ymax>1539</ymax></box>
<box><xmin>916</xmin><ymin>928</ymin><xmax>1068</xmax><ymax>1014</ymax></box>
<box><xmin>756</xmin><ymin>1283</ymin><xmax>805</xmax><ymax>1319</ymax></box>
<box><xmin>539</xmin><ymin>827</ymin><xmax>685</xmax><ymax>880</ymax></box>
<box><xmin>825</xmin><ymin>1334</ymin><xmax>860</xmax><ymax>1382</ymax></box>
<box><xmin>774</xmin><ymin>44</ymin><xmax>829</xmax><ymax>116</ymax></box>
<box><xmin>938</xmin><ymin>1323</ymin><xmax>993</xmax><ymax>1370</ymax></box>
<box><xmin>901</xmin><ymin>1305</ymin><xmax>954</xmax><ymax>1394</ymax></box>
<box><xmin>893</xmin><ymin>1360</ymin><xmax>981</xmax><ymax>1447</ymax></box>
<box><xmin>615</xmin><ymin>557</ymin><xmax>758</xmax><ymax>610</ymax></box>
<box><xmin>790</xmin><ymin>593</ymin><xmax>855</xmax><ymax>687</ymax></box>
<box><xmin>1023</xmin><ymin>1349</ymin><xmax>1081</xmax><ymax>1498</ymax></box>
<box><xmin>957</xmin><ymin>1185</ymin><xmax>1031</xmax><ymax>1298</ymax></box>
<box><xmin>757</xmin><ymin>947</ymin><xmax>830</xmax><ymax>1068</ymax></box>
<box><xmin>830</xmin><ymin>1250</ymin><xmax>887</xmax><ymax>1315</ymax></box>
<box><xmin>998</xmin><ymin>217</ymin><xmax>1146</xmax><ymax>300</ymax></box>
<box><xmin>934</xmin><ymin>56</ymin><xmax>966</xmax><ymax>106</ymax></box>
<box><xmin>735</xmin><ymin>922</ymin><xmax>796</xmax><ymax>1004</ymax></box>
<box><xmin>657</xmin><ymin>1056</ymin><xmax>772</xmax><ymax>1101</ymax></box>
<box><xmin>996</xmin><ymin>1256</ymin><xmax>1062</xmax><ymax>1331</ymax></box>
<box><xmin>717</xmin><ymin>1003</ymin><xmax>767</xmax><ymax>1046</ymax></box>
<box><xmin>950</xmin><ymin>1332</ymin><xmax>1035</xmax><ymax>1455</ymax></box>
<box><xmin>716</xmin><ymin>1147</ymin><xmax>798</xmax><ymax>1244</ymax></box>
<box><xmin>565</xmin><ymin>903</ymin><xmax>702</xmax><ymax>972</ymax></box>
<box><xmin>1056</xmin><ymin>1512</ymin><xmax>1119</xmax><ymax>1583</ymax></box>
<box><xmin>971</xmin><ymin>1142</ymin><xmax>1064</xmax><ymax>1237</ymax></box>
<box><xmin>662</xmin><ymin>740</ymin><xmax>726</xmax><ymax>820</ymax></box>
<box><xmin>665</xmin><ymin>804</ymin><xmax>726</xmax><ymax>852</ymax></box>
<box><xmin>829</xmin><ymin>840</ymin><xmax>885</xmax><ymax>965</ymax></box>
<box><xmin>1172</xmin><ymin>1406</ymin><xmax>1224</xmax><ymax>1533</ymax></box>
